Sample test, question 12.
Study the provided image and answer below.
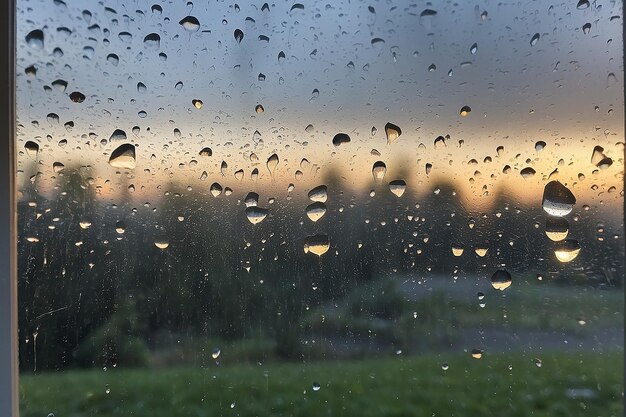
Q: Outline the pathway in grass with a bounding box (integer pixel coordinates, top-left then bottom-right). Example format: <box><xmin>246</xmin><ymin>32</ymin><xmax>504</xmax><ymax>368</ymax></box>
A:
<box><xmin>21</xmin><ymin>352</ymin><xmax>623</xmax><ymax>417</ymax></box>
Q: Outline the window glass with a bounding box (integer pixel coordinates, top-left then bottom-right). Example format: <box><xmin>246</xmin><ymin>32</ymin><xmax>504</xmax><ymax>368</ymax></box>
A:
<box><xmin>17</xmin><ymin>0</ymin><xmax>624</xmax><ymax>416</ymax></box>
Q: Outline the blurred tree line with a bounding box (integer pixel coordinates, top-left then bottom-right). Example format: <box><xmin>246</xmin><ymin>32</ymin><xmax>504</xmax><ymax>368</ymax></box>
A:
<box><xmin>17</xmin><ymin>166</ymin><xmax>624</xmax><ymax>372</ymax></box>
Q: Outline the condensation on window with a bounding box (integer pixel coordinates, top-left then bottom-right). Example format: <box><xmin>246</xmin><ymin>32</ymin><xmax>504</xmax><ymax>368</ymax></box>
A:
<box><xmin>16</xmin><ymin>0</ymin><xmax>624</xmax><ymax>416</ymax></box>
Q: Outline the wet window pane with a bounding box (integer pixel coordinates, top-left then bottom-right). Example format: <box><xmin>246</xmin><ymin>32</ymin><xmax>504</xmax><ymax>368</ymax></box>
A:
<box><xmin>16</xmin><ymin>0</ymin><xmax>624</xmax><ymax>416</ymax></box>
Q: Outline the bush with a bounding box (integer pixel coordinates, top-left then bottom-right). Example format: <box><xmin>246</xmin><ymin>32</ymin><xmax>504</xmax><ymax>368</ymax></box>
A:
<box><xmin>74</xmin><ymin>301</ymin><xmax>150</xmax><ymax>368</ymax></box>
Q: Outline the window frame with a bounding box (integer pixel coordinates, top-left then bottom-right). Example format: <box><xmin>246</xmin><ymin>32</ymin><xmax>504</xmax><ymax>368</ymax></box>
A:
<box><xmin>1</xmin><ymin>0</ymin><xmax>17</xmax><ymax>415</ymax></box>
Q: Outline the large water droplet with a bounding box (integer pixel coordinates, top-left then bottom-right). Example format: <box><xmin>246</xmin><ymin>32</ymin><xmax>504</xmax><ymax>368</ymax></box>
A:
<box><xmin>69</xmin><ymin>91</ymin><xmax>85</xmax><ymax>103</ymax></box>
<box><xmin>26</xmin><ymin>29</ymin><xmax>44</xmax><ymax>49</ymax></box>
<box><xmin>179</xmin><ymin>16</ymin><xmax>200</xmax><ymax>31</ymax></box>
<box><xmin>554</xmin><ymin>240</ymin><xmax>581</xmax><ymax>262</ymax></box>
<box><xmin>210</xmin><ymin>182</ymin><xmax>223</xmax><ymax>197</ymax></box>
<box><xmin>154</xmin><ymin>240</ymin><xmax>169</xmax><ymax>249</ymax></box>
<box><xmin>109</xmin><ymin>144</ymin><xmax>136</xmax><ymax>169</ymax></box>
<box><xmin>460</xmin><ymin>106</ymin><xmax>471</xmax><ymax>117</ymax></box>
<box><xmin>24</xmin><ymin>141</ymin><xmax>39</xmax><ymax>157</ymax></box>
<box><xmin>520</xmin><ymin>167</ymin><xmax>536</xmax><ymax>178</ymax></box>
<box><xmin>234</xmin><ymin>29</ymin><xmax>244</xmax><ymax>43</ymax></box>
<box><xmin>530</xmin><ymin>33</ymin><xmax>540</xmax><ymax>46</ymax></box>
<box><xmin>542</xmin><ymin>181</ymin><xmax>576</xmax><ymax>217</ymax></box>
<box><xmin>490</xmin><ymin>269</ymin><xmax>512</xmax><ymax>291</ymax></box>
<box><xmin>471</xmin><ymin>349</ymin><xmax>483</xmax><ymax>359</ymax></box>
<box><xmin>576</xmin><ymin>0</ymin><xmax>590</xmax><ymax>9</ymax></box>
<box><xmin>192</xmin><ymin>99</ymin><xmax>203</xmax><ymax>109</ymax></box>
<box><xmin>332</xmin><ymin>133</ymin><xmax>350</xmax><ymax>146</ymax></box>
<box><xmin>308</xmin><ymin>185</ymin><xmax>328</xmax><ymax>202</ymax></box>
<box><xmin>372</xmin><ymin>161</ymin><xmax>387</xmax><ymax>180</ymax></box>
<box><xmin>199</xmin><ymin>147</ymin><xmax>212</xmax><ymax>157</ymax></box>
<box><xmin>303</xmin><ymin>234</ymin><xmax>330</xmax><ymax>257</ymax></box>
<box><xmin>306</xmin><ymin>202</ymin><xmax>327</xmax><ymax>222</ymax></box>
<box><xmin>388</xmin><ymin>180</ymin><xmax>406</xmax><ymax>197</ymax></box>
<box><xmin>143</xmin><ymin>33</ymin><xmax>161</xmax><ymax>49</ymax></box>
<box><xmin>474</xmin><ymin>247</ymin><xmax>488</xmax><ymax>257</ymax></box>
<box><xmin>535</xmin><ymin>141</ymin><xmax>546</xmax><ymax>152</ymax></box>
<box><xmin>590</xmin><ymin>146</ymin><xmax>612</xmax><ymax>169</ymax></box>
<box><xmin>51</xmin><ymin>79</ymin><xmax>67</xmax><ymax>92</ymax></box>
<box><xmin>244</xmin><ymin>192</ymin><xmax>259</xmax><ymax>207</ymax></box>
<box><xmin>385</xmin><ymin>123</ymin><xmax>401</xmax><ymax>144</ymax></box>
<box><xmin>545</xmin><ymin>218</ymin><xmax>569</xmax><ymax>241</ymax></box>
<box><xmin>267</xmin><ymin>153</ymin><xmax>279</xmax><ymax>175</ymax></box>
<box><xmin>246</xmin><ymin>206</ymin><xmax>269</xmax><ymax>224</ymax></box>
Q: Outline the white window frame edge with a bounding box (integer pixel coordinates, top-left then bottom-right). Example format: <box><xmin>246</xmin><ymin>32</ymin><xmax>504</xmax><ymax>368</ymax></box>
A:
<box><xmin>1</xmin><ymin>0</ymin><xmax>17</xmax><ymax>415</ymax></box>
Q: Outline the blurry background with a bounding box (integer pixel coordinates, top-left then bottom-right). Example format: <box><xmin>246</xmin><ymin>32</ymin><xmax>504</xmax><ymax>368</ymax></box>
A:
<box><xmin>15</xmin><ymin>0</ymin><xmax>624</xmax><ymax>416</ymax></box>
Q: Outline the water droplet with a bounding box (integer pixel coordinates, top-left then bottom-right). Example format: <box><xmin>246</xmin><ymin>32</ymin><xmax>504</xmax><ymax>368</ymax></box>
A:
<box><xmin>234</xmin><ymin>29</ymin><xmax>244</xmax><ymax>43</ymax></box>
<box><xmin>535</xmin><ymin>141</ymin><xmax>546</xmax><ymax>152</ymax></box>
<box><xmin>451</xmin><ymin>245</ymin><xmax>464</xmax><ymax>256</ymax></box>
<box><xmin>199</xmin><ymin>147</ymin><xmax>212</xmax><ymax>157</ymax></box>
<box><xmin>26</xmin><ymin>29</ymin><xmax>44</xmax><ymax>49</ymax></box>
<box><xmin>388</xmin><ymin>180</ymin><xmax>406</xmax><ymax>197</ymax></box>
<box><xmin>520</xmin><ymin>167</ymin><xmax>536</xmax><ymax>178</ymax></box>
<box><xmin>460</xmin><ymin>105</ymin><xmax>471</xmax><ymax>117</ymax></box>
<box><xmin>255</xmin><ymin>104</ymin><xmax>264</xmax><ymax>113</ymax></box>
<box><xmin>245</xmin><ymin>206</ymin><xmax>269</xmax><ymax>224</ymax></box>
<box><xmin>590</xmin><ymin>146</ymin><xmax>612</xmax><ymax>169</ymax></box>
<box><xmin>332</xmin><ymin>133</ymin><xmax>350</xmax><ymax>146</ymax></box>
<box><xmin>212</xmin><ymin>348</ymin><xmax>221</xmax><ymax>359</ymax></box>
<box><xmin>192</xmin><ymin>99</ymin><xmax>203</xmax><ymax>109</ymax></box>
<box><xmin>69</xmin><ymin>91</ymin><xmax>85</xmax><ymax>103</ymax></box>
<box><xmin>24</xmin><ymin>141</ymin><xmax>39</xmax><ymax>157</ymax></box>
<box><xmin>530</xmin><ymin>33</ymin><xmax>540</xmax><ymax>46</ymax></box>
<box><xmin>306</xmin><ymin>202</ymin><xmax>327</xmax><ymax>222</ymax></box>
<box><xmin>474</xmin><ymin>247</ymin><xmax>488</xmax><ymax>257</ymax></box>
<box><xmin>372</xmin><ymin>161</ymin><xmax>387</xmax><ymax>181</ymax></box>
<box><xmin>441</xmin><ymin>363</ymin><xmax>449</xmax><ymax>371</ymax></box>
<box><xmin>542</xmin><ymin>181</ymin><xmax>576</xmax><ymax>217</ymax></box>
<box><xmin>115</xmin><ymin>221</ymin><xmax>126</xmax><ymax>234</ymax></box>
<box><xmin>267</xmin><ymin>153</ymin><xmax>279</xmax><ymax>175</ymax></box>
<box><xmin>471</xmin><ymin>349</ymin><xmax>483</xmax><ymax>359</ymax></box>
<box><xmin>109</xmin><ymin>144</ymin><xmax>136</xmax><ymax>169</ymax></box>
<box><xmin>384</xmin><ymin>123</ymin><xmax>401</xmax><ymax>144</ymax></box>
<box><xmin>244</xmin><ymin>192</ymin><xmax>259</xmax><ymax>207</ymax></box>
<box><xmin>143</xmin><ymin>33</ymin><xmax>161</xmax><ymax>49</ymax></box>
<box><xmin>308</xmin><ymin>185</ymin><xmax>328</xmax><ymax>202</ymax></box>
<box><xmin>434</xmin><ymin>136</ymin><xmax>446</xmax><ymax>149</ymax></box>
<box><xmin>179</xmin><ymin>16</ymin><xmax>200</xmax><ymax>31</ymax></box>
<box><xmin>545</xmin><ymin>218</ymin><xmax>569</xmax><ymax>241</ymax></box>
<box><xmin>582</xmin><ymin>22</ymin><xmax>591</xmax><ymax>34</ymax></box>
<box><xmin>576</xmin><ymin>0</ymin><xmax>590</xmax><ymax>9</ymax></box>
<box><xmin>491</xmin><ymin>269</ymin><xmax>512</xmax><ymax>291</ymax></box>
<box><xmin>534</xmin><ymin>358</ymin><xmax>542</xmax><ymax>368</ymax></box>
<box><xmin>425</xmin><ymin>163</ymin><xmax>432</xmax><ymax>175</ymax></box>
<box><xmin>428</xmin><ymin>63</ymin><xmax>436</xmax><ymax>72</ymax></box>
<box><xmin>106</xmin><ymin>53</ymin><xmax>119</xmax><ymax>66</ymax></box>
<box><xmin>303</xmin><ymin>234</ymin><xmax>330</xmax><ymax>257</ymax></box>
<box><xmin>210</xmin><ymin>183</ymin><xmax>223</xmax><ymax>197</ymax></box>
<box><xmin>554</xmin><ymin>240</ymin><xmax>581</xmax><ymax>262</ymax></box>
<box><xmin>51</xmin><ymin>79</ymin><xmax>67</xmax><ymax>91</ymax></box>
<box><xmin>470</xmin><ymin>43</ymin><xmax>477</xmax><ymax>54</ymax></box>
<box><xmin>154</xmin><ymin>240</ymin><xmax>169</xmax><ymax>249</ymax></box>
<box><xmin>312</xmin><ymin>382</ymin><xmax>321</xmax><ymax>391</ymax></box>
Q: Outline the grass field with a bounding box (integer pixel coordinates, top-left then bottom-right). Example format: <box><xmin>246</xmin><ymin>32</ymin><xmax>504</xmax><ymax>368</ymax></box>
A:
<box><xmin>20</xmin><ymin>352</ymin><xmax>623</xmax><ymax>417</ymax></box>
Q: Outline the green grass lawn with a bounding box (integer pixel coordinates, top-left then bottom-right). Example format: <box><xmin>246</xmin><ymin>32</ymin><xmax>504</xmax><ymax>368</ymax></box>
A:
<box><xmin>20</xmin><ymin>352</ymin><xmax>623</xmax><ymax>417</ymax></box>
